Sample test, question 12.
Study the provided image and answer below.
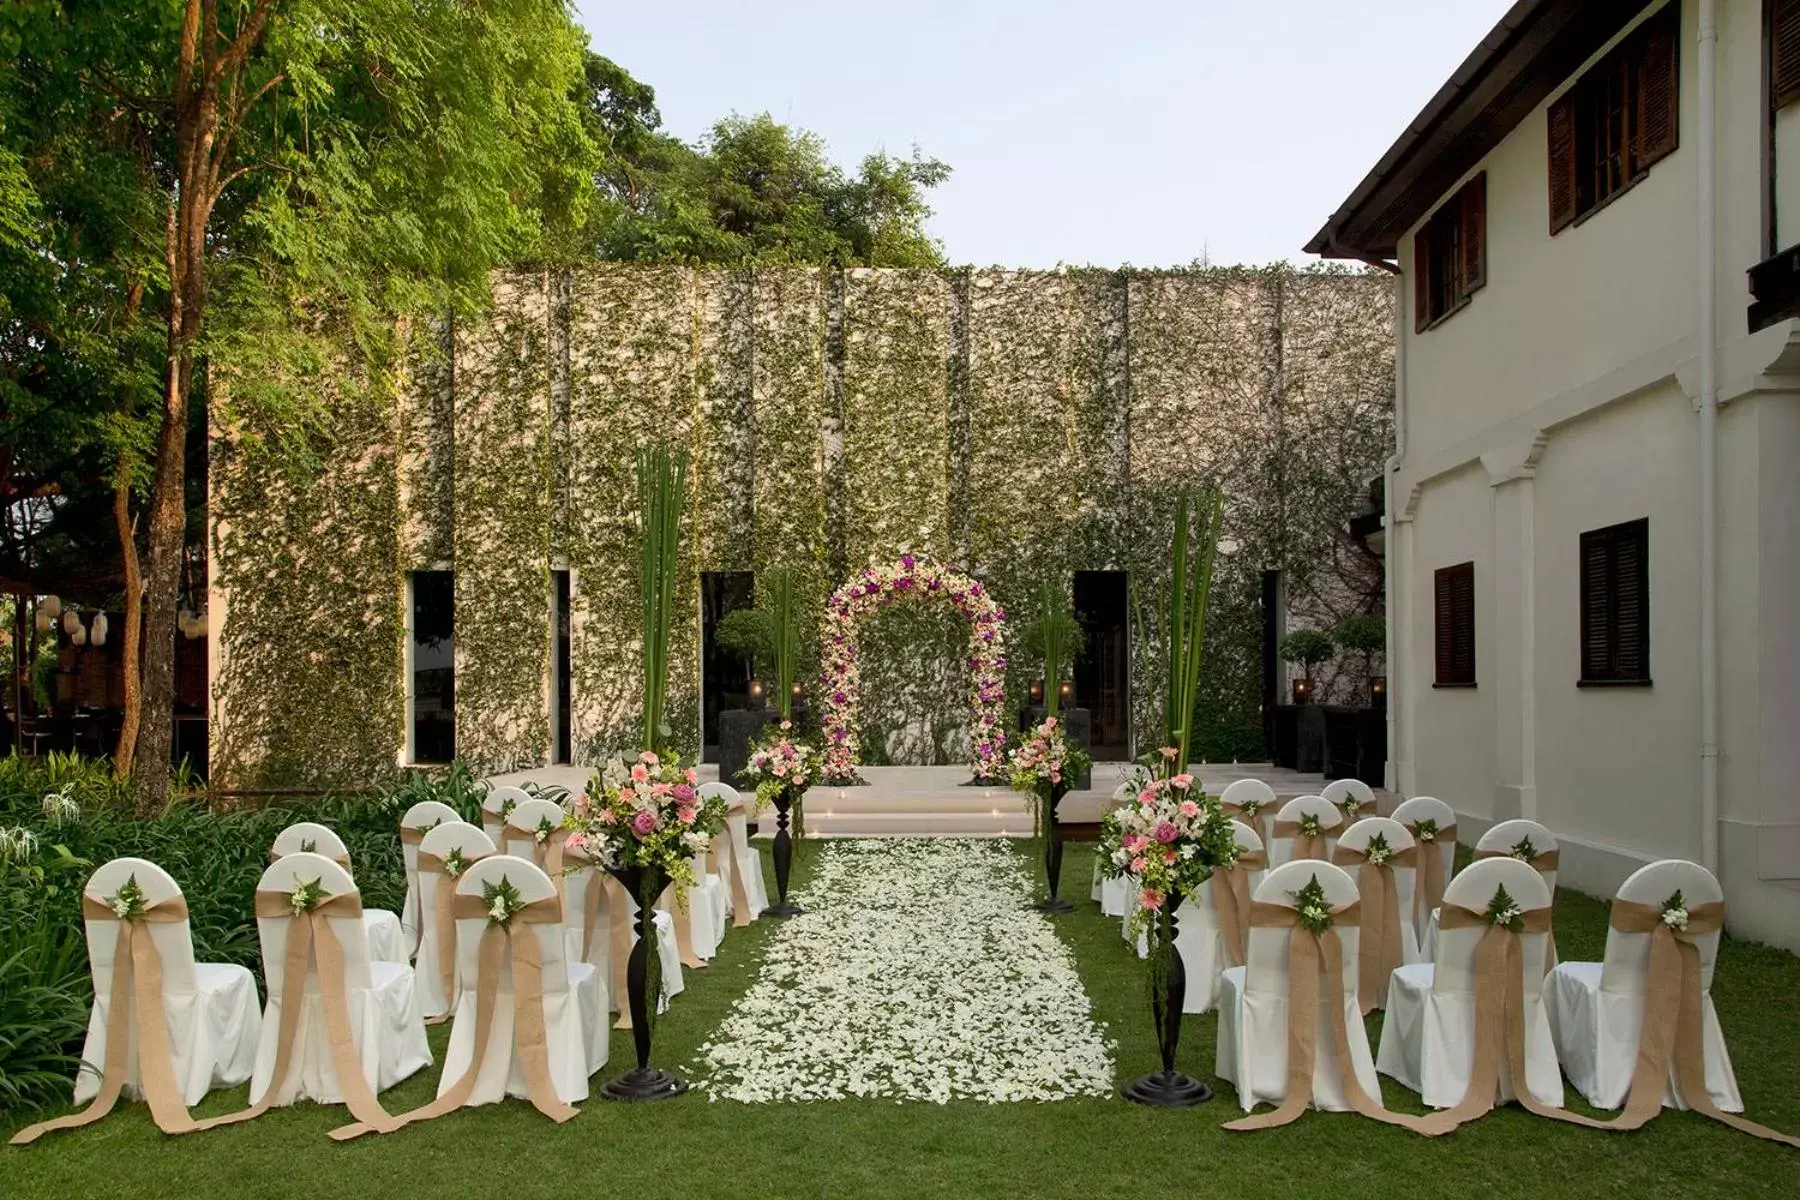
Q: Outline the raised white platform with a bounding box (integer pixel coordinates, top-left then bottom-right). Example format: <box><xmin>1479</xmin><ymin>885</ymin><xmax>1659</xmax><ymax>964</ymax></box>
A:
<box><xmin>488</xmin><ymin>761</ymin><xmax>1340</xmax><ymax>837</ymax></box>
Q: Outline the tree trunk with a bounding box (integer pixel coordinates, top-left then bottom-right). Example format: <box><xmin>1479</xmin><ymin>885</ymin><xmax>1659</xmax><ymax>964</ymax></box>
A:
<box><xmin>112</xmin><ymin>454</ymin><xmax>142</xmax><ymax>780</ymax></box>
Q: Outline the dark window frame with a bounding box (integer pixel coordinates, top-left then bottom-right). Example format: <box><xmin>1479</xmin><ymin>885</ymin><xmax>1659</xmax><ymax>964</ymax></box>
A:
<box><xmin>1433</xmin><ymin>561</ymin><xmax>1477</xmax><ymax>688</ymax></box>
<box><xmin>1579</xmin><ymin>518</ymin><xmax>1652</xmax><ymax>687</ymax></box>
<box><xmin>1413</xmin><ymin>173</ymin><xmax>1487</xmax><ymax>332</ymax></box>
<box><xmin>409</xmin><ymin>569</ymin><xmax>456</xmax><ymax>764</ymax></box>
<box><xmin>1548</xmin><ymin>3</ymin><xmax>1680</xmax><ymax>234</ymax></box>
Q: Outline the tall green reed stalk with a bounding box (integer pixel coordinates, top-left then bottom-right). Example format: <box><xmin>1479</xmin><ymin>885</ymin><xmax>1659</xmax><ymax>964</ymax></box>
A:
<box><xmin>767</xmin><ymin>567</ymin><xmax>801</xmax><ymax>722</ymax></box>
<box><xmin>1027</xmin><ymin>582</ymin><xmax>1080</xmax><ymax>719</ymax></box>
<box><xmin>1164</xmin><ymin>489</ymin><xmax>1225</xmax><ymax>774</ymax></box>
<box><xmin>637</xmin><ymin>444</ymin><xmax>689</xmax><ymax>752</ymax></box>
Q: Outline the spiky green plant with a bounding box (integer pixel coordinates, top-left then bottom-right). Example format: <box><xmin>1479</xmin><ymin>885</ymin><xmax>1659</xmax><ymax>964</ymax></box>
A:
<box><xmin>766</xmin><ymin>567</ymin><xmax>802</xmax><ymax>721</ymax></box>
<box><xmin>637</xmin><ymin>444</ymin><xmax>689</xmax><ymax>751</ymax></box>
<box><xmin>1164</xmin><ymin>489</ymin><xmax>1225</xmax><ymax>773</ymax></box>
<box><xmin>1025</xmin><ymin>582</ymin><xmax>1081</xmax><ymax>718</ymax></box>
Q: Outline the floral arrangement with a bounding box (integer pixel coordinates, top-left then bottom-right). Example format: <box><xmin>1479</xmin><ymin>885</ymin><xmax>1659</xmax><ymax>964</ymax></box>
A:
<box><xmin>1289</xmin><ymin>874</ymin><xmax>1334</xmax><ymax>934</ymax></box>
<box><xmin>1097</xmin><ymin>750</ymin><xmax>1238</xmax><ymax>933</ymax></box>
<box><xmin>1298</xmin><ymin>812</ymin><xmax>1325</xmax><ymax>840</ymax></box>
<box><xmin>288</xmin><ymin>876</ymin><xmax>324</xmax><ymax>917</ymax></box>
<box><xmin>1509</xmin><ymin>835</ymin><xmax>1538</xmax><ymax>862</ymax></box>
<box><xmin>482</xmin><ymin>875</ymin><xmax>526</xmax><ymax>925</ymax></box>
<box><xmin>1412</xmin><ymin>817</ymin><xmax>1441</xmax><ymax>843</ymax></box>
<box><xmin>1363</xmin><ymin>831</ymin><xmax>1394</xmax><ymax>867</ymax></box>
<box><xmin>533</xmin><ymin>814</ymin><xmax>560</xmax><ymax>845</ymax></box>
<box><xmin>1660</xmin><ymin>889</ymin><xmax>1688</xmax><ymax>932</ymax></box>
<box><xmin>1334</xmin><ymin>793</ymin><xmax>1362</xmax><ymax>823</ymax></box>
<box><xmin>106</xmin><ymin>875</ymin><xmax>146</xmax><ymax>920</ymax></box>
<box><xmin>817</xmin><ymin>554</ymin><xmax>1007</xmax><ymax>782</ymax></box>
<box><xmin>1484</xmin><ymin>883</ymin><xmax>1524</xmax><ymax>933</ymax></box>
<box><xmin>1007</xmin><ymin>715</ymin><xmax>1090</xmax><ymax>796</ymax></box>
<box><xmin>441</xmin><ymin>846</ymin><xmax>472</xmax><ymax>878</ymax></box>
<box><xmin>739</xmin><ymin>720</ymin><xmax>823</xmax><ymax>813</ymax></box>
<box><xmin>571</xmin><ymin>750</ymin><xmax>728</xmax><ymax>900</ymax></box>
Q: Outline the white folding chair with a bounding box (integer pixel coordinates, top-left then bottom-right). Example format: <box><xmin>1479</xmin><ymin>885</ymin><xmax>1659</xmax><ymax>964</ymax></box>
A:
<box><xmin>481</xmin><ymin>785</ymin><xmax>533</xmax><ymax>852</ymax></box>
<box><xmin>1215</xmin><ymin>860</ymin><xmax>1381</xmax><ymax>1114</ymax></box>
<box><xmin>1172</xmin><ymin>820</ymin><xmax>1267</xmax><ymax>1013</ymax></box>
<box><xmin>1422</xmin><ymin>818</ymin><xmax>1559</xmax><ymax>962</ymax></box>
<box><xmin>703</xmin><ymin>782</ymin><xmax>770</xmax><ymax>923</ymax></box>
<box><xmin>439</xmin><ymin>856</ymin><xmax>608</xmax><ymax>1108</ymax></box>
<box><xmin>74</xmin><ymin>859</ymin><xmax>260</xmax><ymax>1109</ymax></box>
<box><xmin>270</xmin><ymin>822</ymin><xmax>406</xmax><ymax>963</ymax></box>
<box><xmin>1376</xmin><ymin>857</ymin><xmax>1562</xmax><ymax>1111</ymax></box>
<box><xmin>1390</xmin><ymin>795</ymin><xmax>1458</xmax><ymax>945</ymax></box>
<box><xmin>1091</xmin><ymin>778</ymin><xmax>1136</xmax><ymax>918</ymax></box>
<box><xmin>1321</xmin><ymin>777</ymin><xmax>1377</xmax><ymax>824</ymax></box>
<box><xmin>1268</xmin><ymin>795</ymin><xmax>1343</xmax><ymax>867</ymax></box>
<box><xmin>248</xmin><ymin>853</ymin><xmax>430</xmax><ymax>1107</ymax></box>
<box><xmin>413</xmin><ymin>823</ymin><xmax>496</xmax><ymax>1021</ymax></box>
<box><xmin>1332</xmin><ymin>816</ymin><xmax>1422</xmax><ymax>1011</ymax></box>
<box><xmin>399</xmin><ymin>800</ymin><xmax>460</xmax><ymax>958</ymax></box>
<box><xmin>1544</xmin><ymin>859</ymin><xmax>1743</xmax><ymax>1113</ymax></box>
<box><xmin>1219</xmin><ymin>778</ymin><xmax>1277</xmax><ymax>848</ymax></box>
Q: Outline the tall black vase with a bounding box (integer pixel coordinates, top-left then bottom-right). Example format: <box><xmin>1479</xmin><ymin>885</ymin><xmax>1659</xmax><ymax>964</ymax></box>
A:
<box><xmin>1032</xmin><ymin>782</ymin><xmax>1074</xmax><ymax>913</ymax></box>
<box><xmin>600</xmin><ymin>863</ymin><xmax>688</xmax><ymax>1101</ymax></box>
<box><xmin>764</xmin><ymin>788</ymin><xmax>804</xmax><ymax>917</ymax></box>
<box><xmin>1122</xmin><ymin>889</ymin><xmax>1212</xmax><ymax>1106</ymax></box>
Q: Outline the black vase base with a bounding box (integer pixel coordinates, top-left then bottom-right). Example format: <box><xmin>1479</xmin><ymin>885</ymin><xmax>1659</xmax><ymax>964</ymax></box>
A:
<box><xmin>600</xmin><ymin>1067</ymin><xmax>689</xmax><ymax>1102</ymax></box>
<box><xmin>1122</xmin><ymin>1071</ymin><xmax>1213</xmax><ymax>1107</ymax></box>
<box><xmin>762</xmin><ymin>902</ymin><xmax>805</xmax><ymax>918</ymax></box>
<box><xmin>1032</xmin><ymin>897</ymin><xmax>1076</xmax><ymax>913</ymax></box>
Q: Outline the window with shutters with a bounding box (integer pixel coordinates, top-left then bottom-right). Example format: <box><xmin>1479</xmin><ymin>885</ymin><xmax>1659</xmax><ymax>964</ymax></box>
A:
<box><xmin>1413</xmin><ymin>173</ymin><xmax>1486</xmax><ymax>332</ymax></box>
<box><xmin>1547</xmin><ymin>4</ymin><xmax>1680</xmax><ymax>234</ymax></box>
<box><xmin>1775</xmin><ymin>0</ymin><xmax>1800</xmax><ymax>111</ymax></box>
<box><xmin>1433</xmin><ymin>562</ymin><xmax>1476</xmax><ymax>687</ymax></box>
<box><xmin>1579</xmin><ymin>519</ymin><xmax>1651</xmax><ymax>686</ymax></box>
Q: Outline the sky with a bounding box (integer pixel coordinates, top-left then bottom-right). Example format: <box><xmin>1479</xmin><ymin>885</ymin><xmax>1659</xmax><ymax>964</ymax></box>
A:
<box><xmin>571</xmin><ymin>0</ymin><xmax>1516</xmax><ymax>269</ymax></box>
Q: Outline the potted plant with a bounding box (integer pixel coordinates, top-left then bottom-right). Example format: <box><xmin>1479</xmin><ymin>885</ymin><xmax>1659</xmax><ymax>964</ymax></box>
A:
<box><xmin>1335</xmin><ymin>613</ymin><xmax>1385</xmax><ymax>704</ymax></box>
<box><xmin>716</xmin><ymin>607</ymin><xmax>775</xmax><ymax>705</ymax></box>
<box><xmin>1279</xmin><ymin>627</ymin><xmax>1335</xmax><ymax>705</ymax></box>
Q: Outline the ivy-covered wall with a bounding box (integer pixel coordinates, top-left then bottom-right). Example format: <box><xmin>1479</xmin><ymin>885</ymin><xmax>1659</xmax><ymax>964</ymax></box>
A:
<box><xmin>210</xmin><ymin>263</ymin><xmax>1392</xmax><ymax>785</ymax></box>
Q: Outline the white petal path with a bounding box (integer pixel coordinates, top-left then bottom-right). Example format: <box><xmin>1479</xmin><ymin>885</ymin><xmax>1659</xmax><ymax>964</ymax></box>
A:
<box><xmin>695</xmin><ymin>838</ymin><xmax>1115</xmax><ymax>1103</ymax></box>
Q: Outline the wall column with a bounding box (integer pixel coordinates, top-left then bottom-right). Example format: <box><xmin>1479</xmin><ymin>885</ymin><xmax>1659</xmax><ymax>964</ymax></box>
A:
<box><xmin>1481</xmin><ymin>433</ymin><xmax>1548</xmax><ymax>824</ymax></box>
<box><xmin>1390</xmin><ymin>485</ymin><xmax>1419</xmax><ymax>797</ymax></box>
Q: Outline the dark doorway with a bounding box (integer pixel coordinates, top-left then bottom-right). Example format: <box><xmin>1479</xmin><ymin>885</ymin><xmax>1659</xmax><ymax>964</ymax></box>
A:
<box><xmin>410</xmin><ymin>570</ymin><xmax>455</xmax><ymax>764</ymax></box>
<box><xmin>552</xmin><ymin>569</ymin><xmax>572</xmax><ymax>764</ymax></box>
<box><xmin>700</xmin><ymin>571</ymin><xmax>755</xmax><ymax>762</ymax></box>
<box><xmin>1074</xmin><ymin>570</ymin><xmax>1130</xmax><ymax>760</ymax></box>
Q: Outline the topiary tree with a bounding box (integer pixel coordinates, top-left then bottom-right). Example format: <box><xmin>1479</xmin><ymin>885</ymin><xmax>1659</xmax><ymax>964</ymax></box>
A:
<box><xmin>715</xmin><ymin>608</ymin><xmax>775</xmax><ymax>679</ymax></box>
<box><xmin>1279</xmin><ymin>628</ymin><xmax>1336</xmax><ymax>699</ymax></box>
<box><xmin>1335</xmin><ymin>613</ymin><xmax>1386</xmax><ymax>679</ymax></box>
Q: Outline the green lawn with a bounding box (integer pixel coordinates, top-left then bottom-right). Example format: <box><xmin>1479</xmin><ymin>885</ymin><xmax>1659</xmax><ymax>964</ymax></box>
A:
<box><xmin>4</xmin><ymin>842</ymin><xmax>1796</xmax><ymax>1199</ymax></box>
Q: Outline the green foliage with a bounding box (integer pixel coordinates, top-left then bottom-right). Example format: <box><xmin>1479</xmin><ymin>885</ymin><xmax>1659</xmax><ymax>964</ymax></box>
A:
<box><xmin>1164</xmin><ymin>490</ymin><xmax>1225</xmax><ymax>771</ymax></box>
<box><xmin>765</xmin><ymin>568</ymin><xmax>803</xmax><ymax>721</ymax></box>
<box><xmin>715</xmin><ymin>608</ymin><xmax>775</xmax><ymax>676</ymax></box>
<box><xmin>638</xmin><ymin>444</ymin><xmax>689</xmax><ymax>751</ymax></box>
<box><xmin>1336</xmin><ymin>613</ymin><xmax>1386</xmax><ymax>657</ymax></box>
<box><xmin>1280</xmin><ymin>628</ymin><xmax>1337</xmax><ymax>669</ymax></box>
<box><xmin>1023</xmin><ymin>583</ymin><xmax>1081</xmax><ymax>718</ymax></box>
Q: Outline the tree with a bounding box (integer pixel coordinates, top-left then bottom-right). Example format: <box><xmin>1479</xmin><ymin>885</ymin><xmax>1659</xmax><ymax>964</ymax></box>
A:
<box><xmin>1279</xmin><ymin>628</ymin><xmax>1336</xmax><ymax>699</ymax></box>
<box><xmin>5</xmin><ymin>0</ymin><xmax>594</xmax><ymax>806</ymax></box>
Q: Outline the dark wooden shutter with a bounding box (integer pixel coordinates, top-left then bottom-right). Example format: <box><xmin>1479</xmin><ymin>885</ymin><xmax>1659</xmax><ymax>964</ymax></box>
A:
<box><xmin>1580</xmin><ymin>519</ymin><xmax>1650</xmax><ymax>683</ymax></box>
<box><xmin>1413</xmin><ymin>226</ymin><xmax>1431</xmax><ymax>333</ymax></box>
<box><xmin>1434</xmin><ymin>563</ymin><xmax>1475</xmax><ymax>685</ymax></box>
<box><xmin>1637</xmin><ymin>7</ymin><xmax>1680</xmax><ymax>170</ymax></box>
<box><xmin>1580</xmin><ymin>533</ymin><xmax>1613</xmax><ymax>680</ymax></box>
<box><xmin>1548</xmin><ymin>94</ymin><xmax>1578</xmax><ymax>233</ymax></box>
<box><xmin>1775</xmin><ymin>0</ymin><xmax>1800</xmax><ymax>109</ymax></box>
<box><xmin>1460</xmin><ymin>173</ymin><xmax>1487</xmax><ymax>293</ymax></box>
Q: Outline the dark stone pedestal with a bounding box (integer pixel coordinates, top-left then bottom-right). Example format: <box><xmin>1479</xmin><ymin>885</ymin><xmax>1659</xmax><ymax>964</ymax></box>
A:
<box><xmin>1018</xmin><ymin>706</ymin><xmax>1093</xmax><ymax>791</ymax></box>
<box><xmin>1294</xmin><ymin>705</ymin><xmax>1327</xmax><ymax>774</ymax></box>
<box><xmin>718</xmin><ymin>708</ymin><xmax>779</xmax><ymax>790</ymax></box>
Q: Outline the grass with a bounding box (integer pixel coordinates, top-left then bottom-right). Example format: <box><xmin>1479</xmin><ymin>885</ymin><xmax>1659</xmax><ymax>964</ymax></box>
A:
<box><xmin>3</xmin><ymin>841</ymin><xmax>1796</xmax><ymax>1199</ymax></box>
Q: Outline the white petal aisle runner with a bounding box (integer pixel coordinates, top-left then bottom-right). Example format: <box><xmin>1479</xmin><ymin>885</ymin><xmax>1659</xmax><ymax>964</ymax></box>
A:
<box><xmin>696</xmin><ymin>838</ymin><xmax>1115</xmax><ymax>1102</ymax></box>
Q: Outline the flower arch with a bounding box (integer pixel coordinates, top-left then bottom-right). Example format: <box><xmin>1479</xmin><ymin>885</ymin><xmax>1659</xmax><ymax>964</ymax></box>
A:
<box><xmin>818</xmin><ymin>555</ymin><xmax>1008</xmax><ymax>780</ymax></box>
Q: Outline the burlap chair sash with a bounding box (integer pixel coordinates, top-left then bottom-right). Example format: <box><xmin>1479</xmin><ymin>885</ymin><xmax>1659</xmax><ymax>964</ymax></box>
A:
<box><xmin>1331</xmin><ymin>843</ymin><xmax>1418</xmax><ymax>1014</ymax></box>
<box><xmin>334</xmin><ymin>894</ymin><xmax>575</xmax><ymax>1140</ymax></box>
<box><xmin>1223</xmin><ymin>900</ymin><xmax>1428</xmax><ymax>1135</ymax></box>
<box><xmin>1595</xmin><ymin>899</ymin><xmax>1797</xmax><ymax>1147</ymax></box>
<box><xmin>1207</xmin><ymin>850</ymin><xmax>1267</xmax><ymax>968</ymax></box>
<box><xmin>269</xmin><ymin>848</ymin><xmax>353</xmax><ymax>870</ymax></box>
<box><xmin>417</xmin><ymin>849</ymin><xmax>492</xmax><ymax>1023</ymax></box>
<box><xmin>725</xmin><ymin>801</ymin><xmax>755</xmax><ymax>929</ymax></box>
<box><xmin>1472</xmin><ymin>846</ymin><xmax>1561</xmax><ymax>968</ymax></box>
<box><xmin>1403</xmin><ymin>821</ymin><xmax>1457</xmax><ymax>924</ymax></box>
<box><xmin>661</xmin><ymin>880</ymin><xmax>707</xmax><ymax>969</ymax></box>
<box><xmin>1221</xmin><ymin>803</ymin><xmax>1270</xmax><ymax>847</ymax></box>
<box><xmin>11</xmin><ymin>896</ymin><xmax>199</xmax><ymax>1144</ymax></box>
<box><xmin>194</xmin><ymin>890</ymin><xmax>398</xmax><ymax>1134</ymax></box>
<box><xmin>1272</xmin><ymin>819</ymin><xmax>1329</xmax><ymax>864</ymax></box>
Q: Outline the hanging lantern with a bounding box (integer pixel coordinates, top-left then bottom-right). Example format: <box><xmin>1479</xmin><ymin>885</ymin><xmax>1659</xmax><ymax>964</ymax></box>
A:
<box><xmin>62</xmin><ymin>609</ymin><xmax>80</xmax><ymax>635</ymax></box>
<box><xmin>42</xmin><ymin>595</ymin><xmax>61</xmax><ymax>619</ymax></box>
<box><xmin>70</xmin><ymin>623</ymin><xmax>87</xmax><ymax>647</ymax></box>
<box><xmin>33</xmin><ymin>611</ymin><xmax>51</xmax><ymax>634</ymax></box>
<box><xmin>90</xmin><ymin>613</ymin><xmax>108</xmax><ymax>647</ymax></box>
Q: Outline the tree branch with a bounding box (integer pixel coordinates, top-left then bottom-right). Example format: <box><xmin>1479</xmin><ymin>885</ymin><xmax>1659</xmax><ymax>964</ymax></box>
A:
<box><xmin>208</xmin><ymin>0</ymin><xmax>278</xmax><ymax>87</ymax></box>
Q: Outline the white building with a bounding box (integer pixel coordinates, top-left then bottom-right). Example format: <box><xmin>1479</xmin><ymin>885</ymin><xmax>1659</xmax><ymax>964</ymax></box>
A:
<box><xmin>1309</xmin><ymin>0</ymin><xmax>1800</xmax><ymax>952</ymax></box>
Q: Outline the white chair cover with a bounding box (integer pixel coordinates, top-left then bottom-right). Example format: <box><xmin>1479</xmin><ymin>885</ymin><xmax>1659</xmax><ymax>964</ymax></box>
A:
<box><xmin>398</xmin><ymin>800</ymin><xmax>460</xmax><ymax>958</ymax></box>
<box><xmin>1390</xmin><ymin>795</ymin><xmax>1458</xmax><ymax>944</ymax></box>
<box><xmin>1268</xmin><ymin>795</ymin><xmax>1343</xmax><ymax>868</ymax></box>
<box><xmin>657</xmin><ymin>858</ymin><xmax>726</xmax><ymax>964</ymax></box>
<box><xmin>1376</xmin><ymin>857</ymin><xmax>1562</xmax><ymax>1110</ymax></box>
<box><xmin>1332</xmin><ymin>816</ymin><xmax>1423</xmax><ymax>985</ymax></box>
<box><xmin>560</xmin><ymin>857</ymin><xmax>681</xmax><ymax>1018</ymax></box>
<box><xmin>481</xmin><ymin>785</ymin><xmax>533</xmax><ymax>854</ymax></box>
<box><xmin>1423</xmin><ymin>818</ymin><xmax>1559</xmax><ymax>962</ymax></box>
<box><xmin>438</xmin><ymin>856</ymin><xmax>608</xmax><ymax>1107</ymax></box>
<box><xmin>1219</xmin><ymin>778</ymin><xmax>1278</xmax><ymax>848</ymax></box>
<box><xmin>249</xmin><ymin>853</ymin><xmax>430</xmax><ymax>1106</ymax></box>
<box><xmin>1321</xmin><ymin>777</ymin><xmax>1377</xmax><ymax>823</ymax></box>
<box><xmin>705</xmin><ymin>782</ymin><xmax>770</xmax><ymax>921</ymax></box>
<box><xmin>1091</xmin><ymin>778</ymin><xmax>1136</xmax><ymax>917</ymax></box>
<box><xmin>1215</xmin><ymin>860</ymin><xmax>1381</xmax><ymax>1113</ymax></box>
<box><xmin>71</xmin><ymin>858</ymin><xmax>261</xmax><ymax>1109</ymax></box>
<box><xmin>413</xmin><ymin>823</ymin><xmax>497</xmax><ymax>1020</ymax></box>
<box><xmin>1173</xmin><ymin>821</ymin><xmax>1266</xmax><ymax>1013</ymax></box>
<box><xmin>1544</xmin><ymin>859</ymin><xmax>1743</xmax><ymax>1113</ymax></box>
<box><xmin>270</xmin><ymin>821</ymin><xmax>405</xmax><ymax>964</ymax></box>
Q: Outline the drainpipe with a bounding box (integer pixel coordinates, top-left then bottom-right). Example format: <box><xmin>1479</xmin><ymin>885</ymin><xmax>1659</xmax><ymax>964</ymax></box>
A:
<box><xmin>1383</xmin><ymin>267</ymin><xmax>1407</xmax><ymax>796</ymax></box>
<box><xmin>1697</xmin><ymin>0</ymin><xmax>1721</xmax><ymax>878</ymax></box>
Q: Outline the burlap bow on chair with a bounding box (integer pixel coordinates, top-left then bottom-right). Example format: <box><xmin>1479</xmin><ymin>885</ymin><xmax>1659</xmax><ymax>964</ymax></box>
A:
<box><xmin>1331</xmin><ymin>842</ymin><xmax>1419</xmax><ymax>1014</ymax></box>
<box><xmin>1220</xmin><ymin>802</ymin><xmax>1270</xmax><ymax>848</ymax></box>
<box><xmin>415</xmin><ymin>848</ymin><xmax>492</xmax><ymax>1024</ymax></box>
<box><xmin>1473</xmin><ymin>845</ymin><xmax>1561</xmax><ymax>970</ymax></box>
<box><xmin>722</xmin><ymin>804</ymin><xmax>755</xmax><ymax>928</ymax></box>
<box><xmin>400</xmin><ymin>825</ymin><xmax>430</xmax><ymax>957</ymax></box>
<box><xmin>1586</xmin><ymin>899</ymin><xmax>1798</xmax><ymax>1147</ymax></box>
<box><xmin>1207</xmin><ymin>849</ymin><xmax>1267</xmax><ymax>968</ymax></box>
<box><xmin>11</xmin><ymin>895</ymin><xmax>201</xmax><ymax>1144</ymax></box>
<box><xmin>334</xmin><ymin>893</ymin><xmax>577</xmax><ymax>1140</ymax></box>
<box><xmin>1223</xmin><ymin>899</ymin><xmax>1428</xmax><ymax>1135</ymax></box>
<box><xmin>1403</xmin><ymin>820</ymin><xmax>1457</xmax><ymax>929</ymax></box>
<box><xmin>193</xmin><ymin>888</ymin><xmax>400</xmax><ymax>1135</ymax></box>
<box><xmin>1272</xmin><ymin>818</ymin><xmax>1330</xmax><ymax>864</ymax></box>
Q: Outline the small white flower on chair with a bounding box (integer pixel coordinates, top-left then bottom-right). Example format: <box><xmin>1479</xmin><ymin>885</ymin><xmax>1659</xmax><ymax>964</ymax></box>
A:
<box><xmin>1661</xmin><ymin>890</ymin><xmax>1689</xmax><ymax>933</ymax></box>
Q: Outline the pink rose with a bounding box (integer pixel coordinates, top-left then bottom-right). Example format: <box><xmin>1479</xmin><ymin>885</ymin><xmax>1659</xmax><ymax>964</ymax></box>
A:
<box><xmin>631</xmin><ymin>811</ymin><xmax>657</xmax><ymax>836</ymax></box>
<box><xmin>1172</xmin><ymin>773</ymin><xmax>1193</xmax><ymax>790</ymax></box>
<box><xmin>791</xmin><ymin>773</ymin><xmax>806</xmax><ymax>785</ymax></box>
<box><xmin>1140</xmin><ymin>889</ymin><xmax>1165</xmax><ymax>910</ymax></box>
<box><xmin>1154</xmin><ymin>820</ymin><xmax>1178</xmax><ymax>844</ymax></box>
<box><xmin>1138</xmin><ymin>788</ymin><xmax>1157</xmax><ymax>805</ymax></box>
<box><xmin>630</xmin><ymin>764</ymin><xmax>648</xmax><ymax>782</ymax></box>
<box><xmin>673</xmin><ymin>784</ymin><xmax>695</xmax><ymax>802</ymax></box>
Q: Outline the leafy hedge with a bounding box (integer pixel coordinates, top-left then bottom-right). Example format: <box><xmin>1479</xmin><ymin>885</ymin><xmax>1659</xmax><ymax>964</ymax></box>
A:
<box><xmin>0</xmin><ymin>756</ymin><xmax>489</xmax><ymax>1113</ymax></box>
